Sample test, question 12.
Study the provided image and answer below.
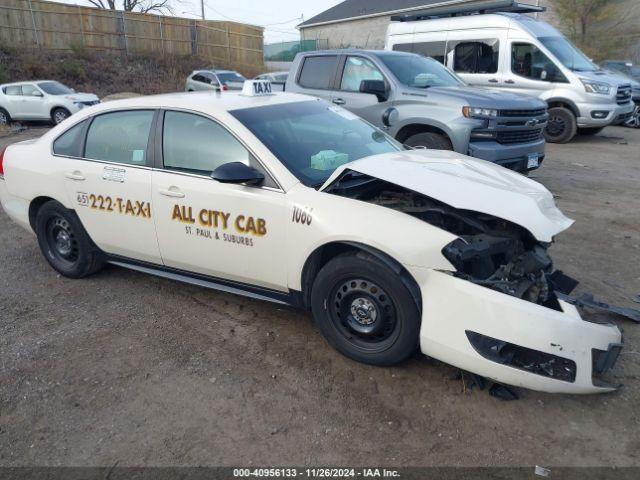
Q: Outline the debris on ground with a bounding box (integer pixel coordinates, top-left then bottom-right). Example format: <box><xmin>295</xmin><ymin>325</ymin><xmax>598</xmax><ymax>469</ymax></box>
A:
<box><xmin>489</xmin><ymin>383</ymin><xmax>520</xmax><ymax>401</ymax></box>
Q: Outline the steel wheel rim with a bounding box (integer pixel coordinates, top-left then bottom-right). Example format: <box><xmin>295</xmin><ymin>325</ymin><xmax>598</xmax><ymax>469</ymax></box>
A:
<box><xmin>45</xmin><ymin>216</ymin><xmax>79</xmax><ymax>265</ymax></box>
<box><xmin>329</xmin><ymin>277</ymin><xmax>399</xmax><ymax>351</ymax></box>
<box><xmin>546</xmin><ymin>115</ymin><xmax>566</xmax><ymax>137</ymax></box>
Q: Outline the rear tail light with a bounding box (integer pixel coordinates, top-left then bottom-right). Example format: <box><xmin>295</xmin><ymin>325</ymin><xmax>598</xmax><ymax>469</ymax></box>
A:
<box><xmin>222</xmin><ymin>84</ymin><xmax>228</xmax><ymax>91</ymax></box>
<box><xmin>0</xmin><ymin>146</ymin><xmax>6</xmax><ymax>177</ymax></box>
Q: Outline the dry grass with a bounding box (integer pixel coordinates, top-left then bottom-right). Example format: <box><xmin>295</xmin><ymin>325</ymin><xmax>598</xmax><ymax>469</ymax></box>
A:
<box><xmin>0</xmin><ymin>47</ymin><xmax>265</xmax><ymax>97</ymax></box>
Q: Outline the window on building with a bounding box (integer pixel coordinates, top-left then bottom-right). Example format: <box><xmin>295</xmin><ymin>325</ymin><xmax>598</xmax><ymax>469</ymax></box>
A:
<box><xmin>298</xmin><ymin>56</ymin><xmax>339</xmax><ymax>89</ymax></box>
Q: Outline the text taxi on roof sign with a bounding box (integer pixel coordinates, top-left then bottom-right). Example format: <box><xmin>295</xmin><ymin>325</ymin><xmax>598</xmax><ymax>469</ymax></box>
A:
<box><xmin>0</xmin><ymin>84</ymin><xmax>635</xmax><ymax>395</ymax></box>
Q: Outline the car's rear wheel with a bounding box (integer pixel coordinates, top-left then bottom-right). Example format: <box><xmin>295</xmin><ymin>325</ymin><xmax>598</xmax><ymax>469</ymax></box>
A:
<box><xmin>51</xmin><ymin>107</ymin><xmax>71</xmax><ymax>125</ymax></box>
<box><xmin>577</xmin><ymin>126</ymin><xmax>605</xmax><ymax>135</ymax></box>
<box><xmin>35</xmin><ymin>201</ymin><xmax>104</xmax><ymax>278</ymax></box>
<box><xmin>403</xmin><ymin>131</ymin><xmax>452</xmax><ymax>150</ymax></box>
<box><xmin>0</xmin><ymin>108</ymin><xmax>11</xmax><ymax>125</ymax></box>
<box><xmin>311</xmin><ymin>252</ymin><xmax>420</xmax><ymax>366</ymax></box>
<box><xmin>544</xmin><ymin>107</ymin><xmax>577</xmax><ymax>143</ymax></box>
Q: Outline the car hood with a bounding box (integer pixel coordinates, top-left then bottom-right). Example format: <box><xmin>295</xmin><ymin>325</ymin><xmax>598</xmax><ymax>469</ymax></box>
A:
<box><xmin>577</xmin><ymin>69</ymin><xmax>632</xmax><ymax>87</ymax></box>
<box><xmin>61</xmin><ymin>93</ymin><xmax>100</xmax><ymax>102</ymax></box>
<box><xmin>422</xmin><ymin>85</ymin><xmax>546</xmax><ymax>109</ymax></box>
<box><xmin>320</xmin><ymin>150</ymin><xmax>573</xmax><ymax>242</ymax></box>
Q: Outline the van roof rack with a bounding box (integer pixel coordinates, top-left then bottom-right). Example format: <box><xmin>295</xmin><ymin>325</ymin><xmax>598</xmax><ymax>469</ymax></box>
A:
<box><xmin>390</xmin><ymin>0</ymin><xmax>545</xmax><ymax>22</ymax></box>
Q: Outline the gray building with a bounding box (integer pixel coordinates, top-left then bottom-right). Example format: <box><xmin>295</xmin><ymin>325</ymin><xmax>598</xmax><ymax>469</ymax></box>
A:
<box><xmin>298</xmin><ymin>0</ymin><xmax>543</xmax><ymax>49</ymax></box>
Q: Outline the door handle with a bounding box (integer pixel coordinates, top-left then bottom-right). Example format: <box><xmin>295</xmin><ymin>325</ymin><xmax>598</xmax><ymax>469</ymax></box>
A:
<box><xmin>332</xmin><ymin>98</ymin><xmax>346</xmax><ymax>105</ymax></box>
<box><xmin>158</xmin><ymin>187</ymin><xmax>185</xmax><ymax>198</ymax></box>
<box><xmin>488</xmin><ymin>78</ymin><xmax>499</xmax><ymax>83</ymax></box>
<box><xmin>64</xmin><ymin>171</ymin><xmax>85</xmax><ymax>181</ymax></box>
<box><xmin>505</xmin><ymin>79</ymin><xmax>516</xmax><ymax>84</ymax></box>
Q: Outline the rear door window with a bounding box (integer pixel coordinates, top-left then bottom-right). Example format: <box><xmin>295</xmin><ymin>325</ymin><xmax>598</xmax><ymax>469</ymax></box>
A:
<box><xmin>53</xmin><ymin>120</ymin><xmax>87</xmax><ymax>157</ymax></box>
<box><xmin>298</xmin><ymin>56</ymin><xmax>339</xmax><ymax>89</ymax></box>
<box><xmin>4</xmin><ymin>85</ymin><xmax>22</xmax><ymax>96</ymax></box>
<box><xmin>84</xmin><ymin>110</ymin><xmax>155</xmax><ymax>166</ymax></box>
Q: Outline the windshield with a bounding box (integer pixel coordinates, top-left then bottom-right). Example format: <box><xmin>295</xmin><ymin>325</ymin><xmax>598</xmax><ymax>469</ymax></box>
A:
<box><xmin>539</xmin><ymin>36</ymin><xmax>598</xmax><ymax>72</ymax></box>
<box><xmin>38</xmin><ymin>81</ymin><xmax>73</xmax><ymax>95</ymax></box>
<box><xmin>231</xmin><ymin>100</ymin><xmax>401</xmax><ymax>187</ymax></box>
<box><xmin>217</xmin><ymin>72</ymin><xmax>246</xmax><ymax>84</ymax></box>
<box><xmin>377</xmin><ymin>53</ymin><xmax>463</xmax><ymax>88</ymax></box>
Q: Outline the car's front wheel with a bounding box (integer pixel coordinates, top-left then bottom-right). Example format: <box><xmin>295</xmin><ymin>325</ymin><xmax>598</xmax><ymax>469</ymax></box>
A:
<box><xmin>544</xmin><ymin>107</ymin><xmax>577</xmax><ymax>143</ymax></box>
<box><xmin>311</xmin><ymin>252</ymin><xmax>420</xmax><ymax>366</ymax></box>
<box><xmin>51</xmin><ymin>107</ymin><xmax>71</xmax><ymax>125</ymax></box>
<box><xmin>35</xmin><ymin>200</ymin><xmax>104</xmax><ymax>278</ymax></box>
<box><xmin>403</xmin><ymin>131</ymin><xmax>453</xmax><ymax>150</ymax></box>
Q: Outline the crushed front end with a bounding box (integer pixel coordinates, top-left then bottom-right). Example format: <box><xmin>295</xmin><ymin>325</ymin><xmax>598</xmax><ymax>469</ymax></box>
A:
<box><xmin>326</xmin><ymin>171</ymin><xmax>624</xmax><ymax>393</ymax></box>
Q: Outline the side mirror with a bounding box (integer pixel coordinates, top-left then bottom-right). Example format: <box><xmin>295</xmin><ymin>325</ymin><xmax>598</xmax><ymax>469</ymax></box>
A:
<box><xmin>360</xmin><ymin>79</ymin><xmax>388</xmax><ymax>102</ymax></box>
<box><xmin>211</xmin><ymin>162</ymin><xmax>264</xmax><ymax>186</ymax></box>
<box><xmin>32</xmin><ymin>90</ymin><xmax>43</xmax><ymax>97</ymax></box>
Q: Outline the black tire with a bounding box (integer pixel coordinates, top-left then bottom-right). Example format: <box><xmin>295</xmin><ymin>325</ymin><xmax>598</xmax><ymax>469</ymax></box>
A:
<box><xmin>544</xmin><ymin>107</ymin><xmax>577</xmax><ymax>143</ymax></box>
<box><xmin>0</xmin><ymin>108</ymin><xmax>11</xmax><ymax>125</ymax></box>
<box><xmin>310</xmin><ymin>251</ymin><xmax>420</xmax><ymax>366</ymax></box>
<box><xmin>403</xmin><ymin>131</ymin><xmax>453</xmax><ymax>150</ymax></box>
<box><xmin>51</xmin><ymin>107</ymin><xmax>71</xmax><ymax>125</ymax></box>
<box><xmin>577</xmin><ymin>126</ymin><xmax>605</xmax><ymax>135</ymax></box>
<box><xmin>35</xmin><ymin>200</ymin><xmax>104</xmax><ymax>278</ymax></box>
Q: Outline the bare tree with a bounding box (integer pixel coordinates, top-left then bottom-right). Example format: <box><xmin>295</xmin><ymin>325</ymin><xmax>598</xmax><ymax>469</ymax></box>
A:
<box><xmin>552</xmin><ymin>0</ymin><xmax>640</xmax><ymax>60</ymax></box>
<box><xmin>85</xmin><ymin>0</ymin><xmax>177</xmax><ymax>15</ymax></box>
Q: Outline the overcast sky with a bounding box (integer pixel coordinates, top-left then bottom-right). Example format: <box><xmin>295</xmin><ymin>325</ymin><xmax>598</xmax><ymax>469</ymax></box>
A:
<box><xmin>57</xmin><ymin>0</ymin><xmax>342</xmax><ymax>43</ymax></box>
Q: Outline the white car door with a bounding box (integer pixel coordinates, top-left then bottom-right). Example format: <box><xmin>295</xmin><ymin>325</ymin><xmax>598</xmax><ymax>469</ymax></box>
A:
<box><xmin>19</xmin><ymin>84</ymin><xmax>48</xmax><ymax>119</ymax></box>
<box><xmin>500</xmin><ymin>39</ymin><xmax>564</xmax><ymax>98</ymax></box>
<box><xmin>151</xmin><ymin>110</ymin><xmax>288</xmax><ymax>291</ymax></box>
<box><xmin>55</xmin><ymin>109</ymin><xmax>162</xmax><ymax>264</ymax></box>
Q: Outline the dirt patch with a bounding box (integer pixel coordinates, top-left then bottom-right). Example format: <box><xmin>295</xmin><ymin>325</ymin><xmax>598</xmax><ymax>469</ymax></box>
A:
<box><xmin>0</xmin><ymin>126</ymin><xmax>639</xmax><ymax>467</ymax></box>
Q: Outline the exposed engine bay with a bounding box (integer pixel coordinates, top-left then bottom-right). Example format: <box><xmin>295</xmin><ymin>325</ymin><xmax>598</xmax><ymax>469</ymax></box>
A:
<box><xmin>325</xmin><ymin>170</ymin><xmax>557</xmax><ymax>307</ymax></box>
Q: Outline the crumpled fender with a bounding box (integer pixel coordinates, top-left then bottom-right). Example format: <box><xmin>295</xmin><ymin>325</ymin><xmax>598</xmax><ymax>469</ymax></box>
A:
<box><xmin>419</xmin><ymin>269</ymin><xmax>622</xmax><ymax>394</ymax></box>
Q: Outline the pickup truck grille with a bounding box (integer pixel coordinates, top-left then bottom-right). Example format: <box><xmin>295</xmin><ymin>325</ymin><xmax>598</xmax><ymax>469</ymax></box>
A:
<box><xmin>499</xmin><ymin>108</ymin><xmax>547</xmax><ymax>117</ymax></box>
<box><xmin>496</xmin><ymin>129</ymin><xmax>543</xmax><ymax>145</ymax></box>
<box><xmin>617</xmin><ymin>85</ymin><xmax>632</xmax><ymax>105</ymax></box>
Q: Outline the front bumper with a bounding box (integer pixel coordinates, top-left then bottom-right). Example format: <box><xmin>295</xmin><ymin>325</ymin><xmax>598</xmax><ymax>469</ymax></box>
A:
<box><xmin>468</xmin><ymin>137</ymin><xmax>545</xmax><ymax>172</ymax></box>
<box><xmin>419</xmin><ymin>269</ymin><xmax>622</xmax><ymax>394</ymax></box>
<box><xmin>577</xmin><ymin>100</ymin><xmax>634</xmax><ymax>127</ymax></box>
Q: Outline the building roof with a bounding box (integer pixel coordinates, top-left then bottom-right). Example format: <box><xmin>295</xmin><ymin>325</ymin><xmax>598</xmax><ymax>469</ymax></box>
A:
<box><xmin>298</xmin><ymin>0</ymin><xmax>455</xmax><ymax>28</ymax></box>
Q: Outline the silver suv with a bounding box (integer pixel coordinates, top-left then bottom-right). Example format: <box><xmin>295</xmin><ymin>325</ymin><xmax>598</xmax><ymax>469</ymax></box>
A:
<box><xmin>286</xmin><ymin>50</ymin><xmax>549</xmax><ymax>172</ymax></box>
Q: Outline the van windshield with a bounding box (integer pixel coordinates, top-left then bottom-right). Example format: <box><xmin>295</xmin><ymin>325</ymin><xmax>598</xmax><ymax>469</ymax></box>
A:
<box><xmin>539</xmin><ymin>36</ymin><xmax>598</xmax><ymax>72</ymax></box>
<box><xmin>377</xmin><ymin>53</ymin><xmax>463</xmax><ymax>88</ymax></box>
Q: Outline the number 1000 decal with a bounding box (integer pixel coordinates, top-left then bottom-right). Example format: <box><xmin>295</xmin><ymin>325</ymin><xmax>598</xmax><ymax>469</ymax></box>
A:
<box><xmin>77</xmin><ymin>192</ymin><xmax>151</xmax><ymax>219</ymax></box>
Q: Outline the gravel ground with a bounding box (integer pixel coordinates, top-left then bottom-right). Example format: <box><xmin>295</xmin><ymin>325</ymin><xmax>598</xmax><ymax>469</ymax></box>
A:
<box><xmin>1</xmin><ymin>125</ymin><xmax>639</xmax><ymax>467</ymax></box>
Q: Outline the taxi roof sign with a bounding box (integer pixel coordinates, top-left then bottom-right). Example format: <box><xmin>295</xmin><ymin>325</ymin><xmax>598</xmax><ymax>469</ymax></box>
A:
<box><xmin>241</xmin><ymin>79</ymin><xmax>273</xmax><ymax>97</ymax></box>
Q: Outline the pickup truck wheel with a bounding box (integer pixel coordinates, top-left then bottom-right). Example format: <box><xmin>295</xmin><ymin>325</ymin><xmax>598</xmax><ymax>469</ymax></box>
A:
<box><xmin>51</xmin><ymin>107</ymin><xmax>70</xmax><ymax>125</ymax></box>
<box><xmin>577</xmin><ymin>126</ymin><xmax>605</xmax><ymax>135</ymax></box>
<box><xmin>311</xmin><ymin>252</ymin><xmax>420</xmax><ymax>366</ymax></box>
<box><xmin>35</xmin><ymin>201</ymin><xmax>104</xmax><ymax>278</ymax></box>
<box><xmin>404</xmin><ymin>132</ymin><xmax>452</xmax><ymax>150</ymax></box>
<box><xmin>544</xmin><ymin>107</ymin><xmax>577</xmax><ymax>143</ymax></box>
<box><xmin>0</xmin><ymin>108</ymin><xmax>11</xmax><ymax>125</ymax></box>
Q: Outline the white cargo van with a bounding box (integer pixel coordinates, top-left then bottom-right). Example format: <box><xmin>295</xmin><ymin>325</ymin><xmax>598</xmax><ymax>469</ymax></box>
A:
<box><xmin>385</xmin><ymin>0</ymin><xmax>634</xmax><ymax>143</ymax></box>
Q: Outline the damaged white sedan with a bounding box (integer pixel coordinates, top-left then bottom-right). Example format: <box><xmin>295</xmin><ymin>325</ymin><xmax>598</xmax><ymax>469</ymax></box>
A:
<box><xmin>0</xmin><ymin>81</ymin><xmax>626</xmax><ymax>394</ymax></box>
